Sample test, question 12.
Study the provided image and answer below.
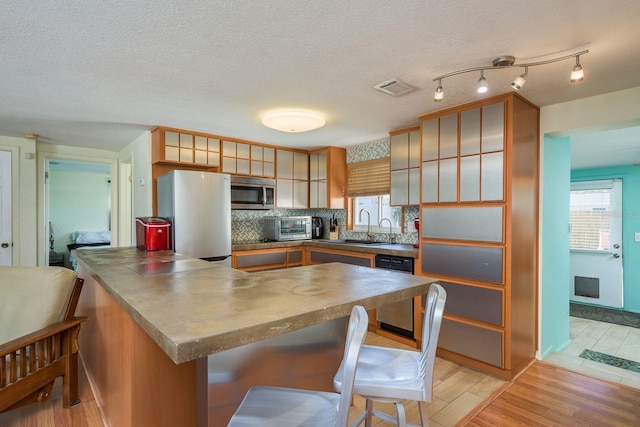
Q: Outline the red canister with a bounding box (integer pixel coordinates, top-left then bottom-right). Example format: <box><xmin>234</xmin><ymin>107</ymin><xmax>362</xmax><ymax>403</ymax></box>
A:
<box><xmin>136</xmin><ymin>217</ymin><xmax>171</xmax><ymax>251</ymax></box>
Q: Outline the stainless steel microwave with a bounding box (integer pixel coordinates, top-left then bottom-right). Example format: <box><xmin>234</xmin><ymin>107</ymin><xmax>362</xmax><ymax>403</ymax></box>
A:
<box><xmin>230</xmin><ymin>176</ymin><xmax>275</xmax><ymax>210</ymax></box>
<box><xmin>263</xmin><ymin>216</ymin><xmax>312</xmax><ymax>241</ymax></box>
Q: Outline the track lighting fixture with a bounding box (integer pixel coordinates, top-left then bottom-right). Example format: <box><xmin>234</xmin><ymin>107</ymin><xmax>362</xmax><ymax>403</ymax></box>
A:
<box><xmin>511</xmin><ymin>66</ymin><xmax>528</xmax><ymax>91</ymax></box>
<box><xmin>477</xmin><ymin>71</ymin><xmax>488</xmax><ymax>94</ymax></box>
<box><xmin>432</xmin><ymin>50</ymin><xmax>588</xmax><ymax>102</ymax></box>
<box><xmin>571</xmin><ymin>55</ymin><xmax>584</xmax><ymax>82</ymax></box>
<box><xmin>434</xmin><ymin>79</ymin><xmax>444</xmax><ymax>102</ymax></box>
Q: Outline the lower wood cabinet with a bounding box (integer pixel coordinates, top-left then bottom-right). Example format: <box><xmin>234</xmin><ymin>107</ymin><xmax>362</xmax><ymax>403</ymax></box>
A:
<box><xmin>232</xmin><ymin>248</ymin><xmax>303</xmax><ymax>272</ymax></box>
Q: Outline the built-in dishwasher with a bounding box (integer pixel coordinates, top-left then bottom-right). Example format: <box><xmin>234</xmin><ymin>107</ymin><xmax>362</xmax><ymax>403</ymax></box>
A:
<box><xmin>375</xmin><ymin>254</ymin><xmax>415</xmax><ymax>338</ymax></box>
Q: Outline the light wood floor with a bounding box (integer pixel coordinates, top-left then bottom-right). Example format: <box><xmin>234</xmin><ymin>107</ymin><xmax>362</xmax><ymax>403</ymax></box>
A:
<box><xmin>463</xmin><ymin>361</ymin><xmax>640</xmax><ymax>426</ymax></box>
<box><xmin>3</xmin><ymin>332</ymin><xmax>640</xmax><ymax>426</ymax></box>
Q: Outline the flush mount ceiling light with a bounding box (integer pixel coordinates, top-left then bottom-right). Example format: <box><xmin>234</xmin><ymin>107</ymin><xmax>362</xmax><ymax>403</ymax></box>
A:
<box><xmin>432</xmin><ymin>49</ymin><xmax>588</xmax><ymax>102</ymax></box>
<box><xmin>261</xmin><ymin>111</ymin><xmax>326</xmax><ymax>133</ymax></box>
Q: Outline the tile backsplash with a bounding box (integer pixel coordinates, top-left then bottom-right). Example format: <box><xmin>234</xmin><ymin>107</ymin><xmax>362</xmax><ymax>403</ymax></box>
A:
<box><xmin>231</xmin><ymin>138</ymin><xmax>419</xmax><ymax>245</ymax></box>
<box><xmin>231</xmin><ymin>206</ymin><xmax>419</xmax><ymax>244</ymax></box>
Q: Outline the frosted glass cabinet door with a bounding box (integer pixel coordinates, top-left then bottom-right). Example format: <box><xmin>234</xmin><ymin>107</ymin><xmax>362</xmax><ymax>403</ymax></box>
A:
<box><xmin>408</xmin><ymin>130</ymin><xmax>421</xmax><ymax>168</ymax></box>
<box><xmin>482</xmin><ymin>102</ymin><xmax>504</xmax><ymax>152</ymax></box>
<box><xmin>318</xmin><ymin>151</ymin><xmax>327</xmax><ymax>180</ymax></box>
<box><xmin>460</xmin><ymin>108</ymin><xmax>481</xmax><ymax>156</ymax></box>
<box><xmin>409</xmin><ymin>168</ymin><xmax>420</xmax><ymax>205</ymax></box>
<box><xmin>293</xmin><ymin>180</ymin><xmax>308</xmax><ymax>208</ymax></box>
<box><xmin>460</xmin><ymin>155</ymin><xmax>480</xmax><ymax>202</ymax></box>
<box><xmin>390</xmin><ymin>133</ymin><xmax>409</xmax><ymax>170</ymax></box>
<box><xmin>481</xmin><ymin>152</ymin><xmax>504</xmax><ymax>201</ymax></box>
<box><xmin>391</xmin><ymin>169</ymin><xmax>409</xmax><ymax>206</ymax></box>
<box><xmin>439</xmin><ymin>114</ymin><xmax>458</xmax><ymax>159</ymax></box>
<box><xmin>422</xmin><ymin>119</ymin><xmax>438</xmax><ymax>161</ymax></box>
<box><xmin>293</xmin><ymin>152</ymin><xmax>309</xmax><ymax>180</ymax></box>
<box><xmin>309</xmin><ymin>152</ymin><xmax>320</xmax><ymax>181</ymax></box>
<box><xmin>439</xmin><ymin>158</ymin><xmax>458</xmax><ymax>202</ymax></box>
<box><xmin>422</xmin><ymin>161</ymin><xmax>438</xmax><ymax>203</ymax></box>
<box><xmin>276</xmin><ymin>150</ymin><xmax>294</xmax><ymax>179</ymax></box>
<box><xmin>276</xmin><ymin>179</ymin><xmax>293</xmax><ymax>207</ymax></box>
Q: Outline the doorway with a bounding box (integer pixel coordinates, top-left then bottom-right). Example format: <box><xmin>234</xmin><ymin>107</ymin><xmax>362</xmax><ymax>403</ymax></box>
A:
<box><xmin>46</xmin><ymin>159</ymin><xmax>114</xmax><ymax>268</ymax></box>
<box><xmin>569</xmin><ymin>179</ymin><xmax>624</xmax><ymax>308</ymax></box>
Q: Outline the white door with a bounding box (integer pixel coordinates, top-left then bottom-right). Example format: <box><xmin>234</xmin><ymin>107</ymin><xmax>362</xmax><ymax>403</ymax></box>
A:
<box><xmin>569</xmin><ymin>179</ymin><xmax>623</xmax><ymax>308</ymax></box>
<box><xmin>0</xmin><ymin>151</ymin><xmax>12</xmax><ymax>265</ymax></box>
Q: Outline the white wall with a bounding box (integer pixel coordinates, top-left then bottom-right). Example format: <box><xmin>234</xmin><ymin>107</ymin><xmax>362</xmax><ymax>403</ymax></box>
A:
<box><xmin>0</xmin><ymin>136</ymin><xmax>37</xmax><ymax>265</ymax></box>
<box><xmin>119</xmin><ymin>131</ymin><xmax>153</xmax><ymax>235</ymax></box>
<box><xmin>49</xmin><ymin>169</ymin><xmax>112</xmax><ymax>255</ymax></box>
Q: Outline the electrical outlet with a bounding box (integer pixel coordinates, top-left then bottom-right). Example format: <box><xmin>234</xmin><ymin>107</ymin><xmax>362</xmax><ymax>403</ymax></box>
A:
<box><xmin>636</xmin><ymin>232</ymin><xmax>640</xmax><ymax>242</ymax></box>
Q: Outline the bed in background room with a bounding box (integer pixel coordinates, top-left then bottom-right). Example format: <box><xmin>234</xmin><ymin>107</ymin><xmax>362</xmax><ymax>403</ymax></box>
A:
<box><xmin>67</xmin><ymin>231</ymin><xmax>111</xmax><ymax>270</ymax></box>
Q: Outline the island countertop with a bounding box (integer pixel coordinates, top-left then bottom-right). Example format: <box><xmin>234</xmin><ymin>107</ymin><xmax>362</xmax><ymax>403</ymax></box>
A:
<box><xmin>74</xmin><ymin>247</ymin><xmax>437</xmax><ymax>364</ymax></box>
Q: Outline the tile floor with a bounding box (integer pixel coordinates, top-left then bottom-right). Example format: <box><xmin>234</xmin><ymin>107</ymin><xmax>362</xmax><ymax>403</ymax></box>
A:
<box><xmin>355</xmin><ymin>332</ymin><xmax>506</xmax><ymax>426</ymax></box>
<box><xmin>544</xmin><ymin>316</ymin><xmax>640</xmax><ymax>390</ymax></box>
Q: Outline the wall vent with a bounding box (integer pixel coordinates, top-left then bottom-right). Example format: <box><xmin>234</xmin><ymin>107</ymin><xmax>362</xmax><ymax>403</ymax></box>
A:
<box><xmin>373</xmin><ymin>78</ymin><xmax>414</xmax><ymax>96</ymax></box>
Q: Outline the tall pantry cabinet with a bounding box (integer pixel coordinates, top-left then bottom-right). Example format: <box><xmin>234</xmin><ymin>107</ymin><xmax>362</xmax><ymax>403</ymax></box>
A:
<box><xmin>419</xmin><ymin>93</ymin><xmax>539</xmax><ymax>379</ymax></box>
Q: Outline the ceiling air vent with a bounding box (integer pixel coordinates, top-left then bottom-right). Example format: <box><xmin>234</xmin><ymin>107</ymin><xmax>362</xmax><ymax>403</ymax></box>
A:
<box><xmin>373</xmin><ymin>78</ymin><xmax>414</xmax><ymax>96</ymax></box>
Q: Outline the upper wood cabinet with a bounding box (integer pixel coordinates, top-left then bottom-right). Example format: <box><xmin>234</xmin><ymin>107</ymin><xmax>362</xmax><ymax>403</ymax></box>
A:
<box><xmin>276</xmin><ymin>149</ymin><xmax>309</xmax><ymax>208</ymax></box>
<box><xmin>309</xmin><ymin>147</ymin><xmax>347</xmax><ymax>209</ymax></box>
<box><xmin>152</xmin><ymin>126</ymin><xmax>277</xmax><ymax>179</ymax></box>
<box><xmin>152</xmin><ymin>127</ymin><xmax>221</xmax><ymax>167</ymax></box>
<box><xmin>421</xmin><ymin>102</ymin><xmax>505</xmax><ymax>204</ymax></box>
<box><xmin>390</xmin><ymin>126</ymin><xmax>420</xmax><ymax>206</ymax></box>
<box><xmin>222</xmin><ymin>140</ymin><xmax>275</xmax><ymax>178</ymax></box>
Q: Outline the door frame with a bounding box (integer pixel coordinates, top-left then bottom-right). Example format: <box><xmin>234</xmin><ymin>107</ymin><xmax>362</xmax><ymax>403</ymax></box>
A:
<box><xmin>37</xmin><ymin>150</ymin><xmax>119</xmax><ymax>266</ymax></box>
<box><xmin>569</xmin><ymin>178</ymin><xmax>624</xmax><ymax>308</ymax></box>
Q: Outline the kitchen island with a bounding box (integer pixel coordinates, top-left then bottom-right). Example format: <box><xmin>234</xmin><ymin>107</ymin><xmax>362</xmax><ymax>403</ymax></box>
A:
<box><xmin>74</xmin><ymin>247</ymin><xmax>437</xmax><ymax>426</ymax></box>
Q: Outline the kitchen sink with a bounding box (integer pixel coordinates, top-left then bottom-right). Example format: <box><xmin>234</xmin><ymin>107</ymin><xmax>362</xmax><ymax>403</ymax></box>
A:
<box><xmin>325</xmin><ymin>239</ymin><xmax>387</xmax><ymax>245</ymax></box>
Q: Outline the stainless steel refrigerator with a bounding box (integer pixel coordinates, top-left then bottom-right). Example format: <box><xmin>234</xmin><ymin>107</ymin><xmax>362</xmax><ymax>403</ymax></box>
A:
<box><xmin>157</xmin><ymin>170</ymin><xmax>232</xmax><ymax>266</ymax></box>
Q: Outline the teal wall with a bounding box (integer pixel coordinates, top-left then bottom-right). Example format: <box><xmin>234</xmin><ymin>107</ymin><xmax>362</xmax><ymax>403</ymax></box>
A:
<box><xmin>541</xmin><ymin>136</ymin><xmax>571</xmax><ymax>357</ymax></box>
<box><xmin>571</xmin><ymin>165</ymin><xmax>640</xmax><ymax>314</ymax></box>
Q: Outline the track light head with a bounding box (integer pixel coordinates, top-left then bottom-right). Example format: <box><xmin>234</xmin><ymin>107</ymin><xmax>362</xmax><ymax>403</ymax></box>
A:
<box><xmin>477</xmin><ymin>71</ymin><xmax>488</xmax><ymax>94</ymax></box>
<box><xmin>434</xmin><ymin>80</ymin><xmax>444</xmax><ymax>102</ymax></box>
<box><xmin>511</xmin><ymin>66</ymin><xmax>528</xmax><ymax>91</ymax></box>
<box><xmin>571</xmin><ymin>56</ymin><xmax>584</xmax><ymax>82</ymax></box>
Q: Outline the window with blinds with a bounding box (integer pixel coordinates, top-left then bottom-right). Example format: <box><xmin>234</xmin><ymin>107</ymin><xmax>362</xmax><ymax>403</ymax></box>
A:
<box><xmin>346</xmin><ymin>158</ymin><xmax>390</xmax><ymax>197</ymax></box>
<box><xmin>570</xmin><ymin>188</ymin><xmax>611</xmax><ymax>250</ymax></box>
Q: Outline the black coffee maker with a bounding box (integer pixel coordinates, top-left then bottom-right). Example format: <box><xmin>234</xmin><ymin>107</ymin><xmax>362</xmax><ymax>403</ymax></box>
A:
<box><xmin>311</xmin><ymin>217</ymin><xmax>324</xmax><ymax>239</ymax></box>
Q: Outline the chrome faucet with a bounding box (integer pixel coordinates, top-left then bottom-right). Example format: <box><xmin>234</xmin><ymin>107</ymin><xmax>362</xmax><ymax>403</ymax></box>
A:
<box><xmin>359</xmin><ymin>209</ymin><xmax>373</xmax><ymax>240</ymax></box>
<box><xmin>379</xmin><ymin>218</ymin><xmax>394</xmax><ymax>243</ymax></box>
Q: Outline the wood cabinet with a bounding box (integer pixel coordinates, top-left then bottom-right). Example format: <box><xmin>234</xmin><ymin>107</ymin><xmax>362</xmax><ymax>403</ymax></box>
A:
<box><xmin>152</xmin><ymin>127</ymin><xmax>221</xmax><ymax>167</ymax></box>
<box><xmin>276</xmin><ymin>149</ymin><xmax>309</xmax><ymax>208</ymax></box>
<box><xmin>222</xmin><ymin>141</ymin><xmax>275</xmax><ymax>177</ymax></box>
<box><xmin>232</xmin><ymin>248</ymin><xmax>303</xmax><ymax>272</ymax></box>
<box><xmin>309</xmin><ymin>147</ymin><xmax>347</xmax><ymax>209</ymax></box>
<box><xmin>418</xmin><ymin>93</ymin><xmax>539</xmax><ymax>380</ymax></box>
<box><xmin>390</xmin><ymin>126</ymin><xmax>420</xmax><ymax>206</ymax></box>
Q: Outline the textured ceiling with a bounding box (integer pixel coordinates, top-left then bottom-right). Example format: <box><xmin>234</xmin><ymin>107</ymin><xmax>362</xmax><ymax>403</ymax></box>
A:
<box><xmin>2</xmin><ymin>0</ymin><xmax>640</xmax><ymax>167</ymax></box>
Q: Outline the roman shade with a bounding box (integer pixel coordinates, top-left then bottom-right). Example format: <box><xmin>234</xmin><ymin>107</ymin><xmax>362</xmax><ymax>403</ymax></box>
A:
<box><xmin>346</xmin><ymin>158</ymin><xmax>390</xmax><ymax>197</ymax></box>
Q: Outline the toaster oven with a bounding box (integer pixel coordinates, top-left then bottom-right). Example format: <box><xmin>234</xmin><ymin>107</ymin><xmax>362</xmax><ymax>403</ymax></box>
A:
<box><xmin>263</xmin><ymin>216</ymin><xmax>312</xmax><ymax>241</ymax></box>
